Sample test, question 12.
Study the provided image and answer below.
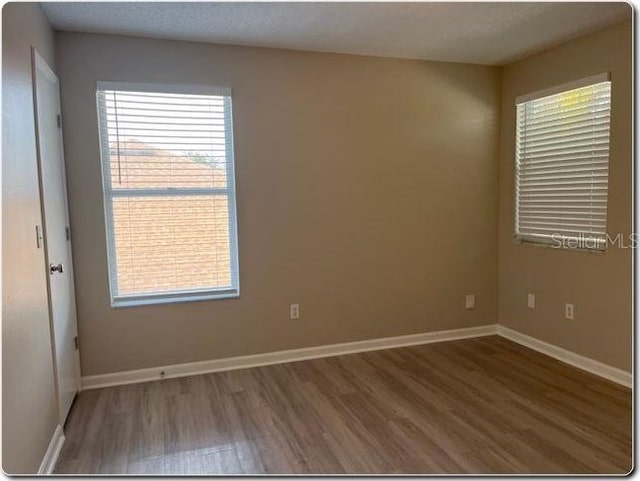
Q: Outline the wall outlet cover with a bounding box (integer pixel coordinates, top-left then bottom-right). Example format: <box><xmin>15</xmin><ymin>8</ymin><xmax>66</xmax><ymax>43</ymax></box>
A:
<box><xmin>465</xmin><ymin>294</ymin><xmax>476</xmax><ymax>310</ymax></box>
<box><xmin>565</xmin><ymin>303</ymin><xmax>574</xmax><ymax>320</ymax></box>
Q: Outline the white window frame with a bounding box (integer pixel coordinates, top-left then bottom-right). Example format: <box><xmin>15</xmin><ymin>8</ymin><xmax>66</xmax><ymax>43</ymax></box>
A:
<box><xmin>96</xmin><ymin>81</ymin><xmax>240</xmax><ymax>307</ymax></box>
<box><xmin>513</xmin><ymin>73</ymin><xmax>611</xmax><ymax>252</ymax></box>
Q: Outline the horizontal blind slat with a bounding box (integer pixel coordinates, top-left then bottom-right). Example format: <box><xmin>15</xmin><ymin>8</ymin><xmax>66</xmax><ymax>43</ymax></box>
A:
<box><xmin>517</xmin><ymin>115</ymin><xmax>610</xmax><ymax>137</ymax></box>
<box><xmin>517</xmin><ymin>138</ymin><xmax>610</xmax><ymax>156</ymax></box>
<box><xmin>517</xmin><ymin>173</ymin><xmax>608</xmax><ymax>183</ymax></box>
<box><xmin>518</xmin><ymin>131</ymin><xmax>610</xmax><ymax>150</ymax></box>
<box><xmin>518</xmin><ymin>155</ymin><xmax>608</xmax><ymax>168</ymax></box>
<box><xmin>518</xmin><ymin>101</ymin><xmax>610</xmax><ymax>125</ymax></box>
<box><xmin>519</xmin><ymin>218</ymin><xmax>607</xmax><ymax>227</ymax></box>
<box><xmin>516</xmin><ymin>148</ymin><xmax>610</xmax><ymax>163</ymax></box>
<box><xmin>518</xmin><ymin>207</ymin><xmax>607</xmax><ymax>214</ymax></box>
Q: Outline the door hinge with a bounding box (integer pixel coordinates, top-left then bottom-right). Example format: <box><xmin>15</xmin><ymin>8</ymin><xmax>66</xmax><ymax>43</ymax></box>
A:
<box><xmin>35</xmin><ymin>225</ymin><xmax>44</xmax><ymax>248</ymax></box>
<box><xmin>57</xmin><ymin>114</ymin><xmax>62</xmax><ymax>129</ymax></box>
<box><xmin>65</xmin><ymin>226</ymin><xmax>70</xmax><ymax>241</ymax></box>
<box><xmin>74</xmin><ymin>336</ymin><xmax>79</xmax><ymax>350</ymax></box>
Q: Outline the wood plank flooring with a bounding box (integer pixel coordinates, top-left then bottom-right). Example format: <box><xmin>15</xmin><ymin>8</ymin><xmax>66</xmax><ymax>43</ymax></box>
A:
<box><xmin>54</xmin><ymin>336</ymin><xmax>632</xmax><ymax>475</ymax></box>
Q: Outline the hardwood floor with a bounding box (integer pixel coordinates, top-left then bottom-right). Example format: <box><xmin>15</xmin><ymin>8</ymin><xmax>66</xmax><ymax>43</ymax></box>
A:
<box><xmin>54</xmin><ymin>336</ymin><xmax>632</xmax><ymax>475</ymax></box>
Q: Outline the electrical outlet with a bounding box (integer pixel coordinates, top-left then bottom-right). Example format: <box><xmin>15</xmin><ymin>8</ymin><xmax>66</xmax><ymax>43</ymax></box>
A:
<box><xmin>527</xmin><ymin>293</ymin><xmax>535</xmax><ymax>309</ymax></box>
<box><xmin>565</xmin><ymin>303</ymin><xmax>574</xmax><ymax>320</ymax></box>
<box><xmin>465</xmin><ymin>294</ymin><xmax>476</xmax><ymax>310</ymax></box>
<box><xmin>290</xmin><ymin>303</ymin><xmax>300</xmax><ymax>320</ymax></box>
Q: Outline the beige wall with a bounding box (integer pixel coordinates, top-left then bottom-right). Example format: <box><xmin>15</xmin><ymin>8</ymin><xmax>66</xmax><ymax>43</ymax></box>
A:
<box><xmin>498</xmin><ymin>20</ymin><xmax>632</xmax><ymax>371</ymax></box>
<box><xmin>2</xmin><ymin>2</ymin><xmax>59</xmax><ymax>474</ymax></box>
<box><xmin>55</xmin><ymin>32</ymin><xmax>501</xmax><ymax>376</ymax></box>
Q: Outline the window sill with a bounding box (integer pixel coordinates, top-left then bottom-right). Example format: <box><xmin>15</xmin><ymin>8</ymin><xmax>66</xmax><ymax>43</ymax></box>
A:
<box><xmin>111</xmin><ymin>289</ymin><xmax>239</xmax><ymax>308</ymax></box>
<box><xmin>512</xmin><ymin>237</ymin><xmax>607</xmax><ymax>255</ymax></box>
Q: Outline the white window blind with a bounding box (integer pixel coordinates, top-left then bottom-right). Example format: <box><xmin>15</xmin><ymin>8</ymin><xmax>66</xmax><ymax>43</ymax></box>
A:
<box><xmin>515</xmin><ymin>75</ymin><xmax>611</xmax><ymax>250</ymax></box>
<box><xmin>96</xmin><ymin>82</ymin><xmax>239</xmax><ymax>306</ymax></box>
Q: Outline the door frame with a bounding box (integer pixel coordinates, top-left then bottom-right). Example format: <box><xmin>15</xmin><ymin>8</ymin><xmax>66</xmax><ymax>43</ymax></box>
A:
<box><xmin>31</xmin><ymin>47</ymin><xmax>82</xmax><ymax>423</ymax></box>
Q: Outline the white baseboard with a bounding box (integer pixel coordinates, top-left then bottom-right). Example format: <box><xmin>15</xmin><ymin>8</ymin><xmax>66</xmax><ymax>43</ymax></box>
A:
<box><xmin>496</xmin><ymin>325</ymin><xmax>632</xmax><ymax>388</ymax></box>
<box><xmin>81</xmin><ymin>323</ymin><xmax>631</xmax><ymax>391</ymax></box>
<box><xmin>81</xmin><ymin>324</ymin><xmax>498</xmax><ymax>390</ymax></box>
<box><xmin>38</xmin><ymin>424</ymin><xmax>65</xmax><ymax>475</ymax></box>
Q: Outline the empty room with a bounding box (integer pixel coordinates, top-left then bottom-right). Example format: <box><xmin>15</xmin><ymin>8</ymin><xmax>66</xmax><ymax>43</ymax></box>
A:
<box><xmin>2</xmin><ymin>1</ymin><xmax>633</xmax><ymax>475</ymax></box>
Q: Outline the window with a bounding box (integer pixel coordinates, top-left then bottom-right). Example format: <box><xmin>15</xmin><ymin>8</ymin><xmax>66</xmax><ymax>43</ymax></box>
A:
<box><xmin>515</xmin><ymin>74</ymin><xmax>611</xmax><ymax>250</ymax></box>
<box><xmin>96</xmin><ymin>82</ymin><xmax>239</xmax><ymax>307</ymax></box>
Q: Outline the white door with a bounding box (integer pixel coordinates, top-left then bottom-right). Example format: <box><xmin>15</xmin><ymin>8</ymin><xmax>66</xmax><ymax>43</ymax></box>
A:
<box><xmin>32</xmin><ymin>49</ymin><xmax>81</xmax><ymax>423</ymax></box>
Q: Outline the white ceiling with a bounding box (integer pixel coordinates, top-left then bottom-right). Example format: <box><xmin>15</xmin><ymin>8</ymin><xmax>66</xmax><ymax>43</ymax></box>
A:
<box><xmin>41</xmin><ymin>2</ymin><xmax>630</xmax><ymax>65</ymax></box>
